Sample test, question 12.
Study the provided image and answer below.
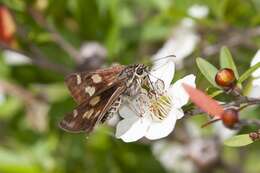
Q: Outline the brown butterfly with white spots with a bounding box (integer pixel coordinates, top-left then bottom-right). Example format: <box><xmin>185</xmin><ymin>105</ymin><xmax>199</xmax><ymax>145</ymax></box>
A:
<box><xmin>59</xmin><ymin>64</ymin><xmax>150</xmax><ymax>133</ymax></box>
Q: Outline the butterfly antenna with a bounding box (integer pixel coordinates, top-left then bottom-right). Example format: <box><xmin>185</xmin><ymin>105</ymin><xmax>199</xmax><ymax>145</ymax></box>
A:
<box><xmin>201</xmin><ymin>118</ymin><xmax>221</xmax><ymax>128</ymax></box>
<box><xmin>153</xmin><ymin>54</ymin><xmax>176</xmax><ymax>63</ymax></box>
<box><xmin>147</xmin><ymin>75</ymin><xmax>156</xmax><ymax>91</ymax></box>
<box><xmin>150</xmin><ymin>55</ymin><xmax>175</xmax><ymax>72</ymax></box>
<box><xmin>147</xmin><ymin>72</ymin><xmax>163</xmax><ymax>82</ymax></box>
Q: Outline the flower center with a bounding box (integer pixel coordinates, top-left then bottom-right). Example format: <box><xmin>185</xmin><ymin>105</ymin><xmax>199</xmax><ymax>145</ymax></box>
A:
<box><xmin>149</xmin><ymin>94</ymin><xmax>172</xmax><ymax>121</ymax></box>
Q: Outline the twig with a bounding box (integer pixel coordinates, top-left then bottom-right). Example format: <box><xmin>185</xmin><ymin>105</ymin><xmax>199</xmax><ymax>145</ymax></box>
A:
<box><xmin>201</xmin><ymin>27</ymin><xmax>260</xmax><ymax>57</ymax></box>
<box><xmin>27</xmin><ymin>7</ymin><xmax>81</xmax><ymax>63</ymax></box>
<box><xmin>239</xmin><ymin>119</ymin><xmax>260</xmax><ymax>127</ymax></box>
<box><xmin>0</xmin><ymin>41</ymin><xmax>70</xmax><ymax>75</ymax></box>
<box><xmin>0</xmin><ymin>80</ymin><xmax>49</xmax><ymax>131</ymax></box>
<box><xmin>185</xmin><ymin>97</ymin><xmax>260</xmax><ymax>117</ymax></box>
<box><xmin>183</xmin><ymin>26</ymin><xmax>260</xmax><ymax>69</ymax></box>
<box><xmin>0</xmin><ymin>80</ymin><xmax>41</xmax><ymax>105</ymax></box>
<box><xmin>1</xmin><ymin>7</ymin><xmax>72</xmax><ymax>75</ymax></box>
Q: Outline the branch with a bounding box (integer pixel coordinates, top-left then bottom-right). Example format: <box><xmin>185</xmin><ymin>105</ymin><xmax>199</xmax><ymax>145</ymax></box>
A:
<box><xmin>185</xmin><ymin>96</ymin><xmax>260</xmax><ymax>128</ymax></box>
<box><xmin>201</xmin><ymin>27</ymin><xmax>260</xmax><ymax>57</ymax></box>
<box><xmin>0</xmin><ymin>41</ymin><xmax>71</xmax><ymax>75</ymax></box>
<box><xmin>1</xmin><ymin>8</ymin><xmax>72</xmax><ymax>75</ymax></box>
<box><xmin>0</xmin><ymin>80</ymin><xmax>38</xmax><ymax>104</ymax></box>
<box><xmin>0</xmin><ymin>80</ymin><xmax>49</xmax><ymax>131</ymax></box>
<box><xmin>239</xmin><ymin>119</ymin><xmax>260</xmax><ymax>127</ymax></box>
<box><xmin>185</xmin><ymin>97</ymin><xmax>260</xmax><ymax>117</ymax></box>
<box><xmin>27</xmin><ymin>7</ymin><xmax>81</xmax><ymax>63</ymax></box>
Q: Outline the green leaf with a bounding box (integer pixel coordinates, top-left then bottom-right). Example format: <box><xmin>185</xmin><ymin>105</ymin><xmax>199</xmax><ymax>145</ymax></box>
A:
<box><xmin>224</xmin><ymin>134</ymin><xmax>253</xmax><ymax>147</ymax></box>
<box><xmin>209</xmin><ymin>90</ymin><xmax>224</xmax><ymax>98</ymax></box>
<box><xmin>238</xmin><ymin>62</ymin><xmax>260</xmax><ymax>83</ymax></box>
<box><xmin>220</xmin><ymin>46</ymin><xmax>239</xmax><ymax>79</ymax></box>
<box><xmin>196</xmin><ymin>58</ymin><xmax>219</xmax><ymax>88</ymax></box>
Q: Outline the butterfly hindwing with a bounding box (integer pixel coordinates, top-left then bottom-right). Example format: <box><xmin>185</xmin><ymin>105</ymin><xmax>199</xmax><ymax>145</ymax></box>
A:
<box><xmin>65</xmin><ymin>65</ymin><xmax>125</xmax><ymax>104</ymax></box>
<box><xmin>59</xmin><ymin>84</ymin><xmax>126</xmax><ymax>133</ymax></box>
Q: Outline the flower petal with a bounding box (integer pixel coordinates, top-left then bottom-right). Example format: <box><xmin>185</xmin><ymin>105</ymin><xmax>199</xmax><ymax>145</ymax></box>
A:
<box><xmin>252</xmin><ymin>78</ymin><xmax>260</xmax><ymax>86</ymax></box>
<box><xmin>175</xmin><ymin>108</ymin><xmax>184</xmax><ymax>120</ymax></box>
<box><xmin>116</xmin><ymin>116</ymin><xmax>150</xmax><ymax>142</ymax></box>
<box><xmin>150</xmin><ymin>59</ymin><xmax>175</xmax><ymax>89</ymax></box>
<box><xmin>168</xmin><ymin>74</ymin><xmax>196</xmax><ymax>108</ymax></box>
<box><xmin>251</xmin><ymin>50</ymin><xmax>260</xmax><ymax>78</ymax></box>
<box><xmin>152</xmin><ymin>18</ymin><xmax>199</xmax><ymax>69</ymax></box>
<box><xmin>145</xmin><ymin>109</ymin><xmax>178</xmax><ymax>140</ymax></box>
<box><xmin>188</xmin><ymin>5</ymin><xmax>209</xmax><ymax>19</ymax></box>
<box><xmin>115</xmin><ymin>116</ymin><xmax>139</xmax><ymax>138</ymax></box>
<box><xmin>248</xmin><ymin>80</ymin><xmax>260</xmax><ymax>98</ymax></box>
<box><xmin>118</xmin><ymin>104</ymin><xmax>139</xmax><ymax>119</ymax></box>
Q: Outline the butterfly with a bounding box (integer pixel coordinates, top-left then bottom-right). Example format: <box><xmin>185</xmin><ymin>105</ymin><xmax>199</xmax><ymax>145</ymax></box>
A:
<box><xmin>59</xmin><ymin>64</ymin><xmax>150</xmax><ymax>133</ymax></box>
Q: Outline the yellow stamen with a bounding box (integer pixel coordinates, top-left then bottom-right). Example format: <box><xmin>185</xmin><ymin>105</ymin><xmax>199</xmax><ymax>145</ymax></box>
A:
<box><xmin>149</xmin><ymin>94</ymin><xmax>172</xmax><ymax>122</ymax></box>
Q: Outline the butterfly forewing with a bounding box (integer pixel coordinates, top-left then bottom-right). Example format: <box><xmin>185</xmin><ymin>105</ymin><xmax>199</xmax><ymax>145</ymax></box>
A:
<box><xmin>59</xmin><ymin>83</ymin><xmax>126</xmax><ymax>133</ymax></box>
<box><xmin>65</xmin><ymin>65</ymin><xmax>125</xmax><ymax>104</ymax></box>
<box><xmin>60</xmin><ymin>64</ymin><xmax>150</xmax><ymax>133</ymax></box>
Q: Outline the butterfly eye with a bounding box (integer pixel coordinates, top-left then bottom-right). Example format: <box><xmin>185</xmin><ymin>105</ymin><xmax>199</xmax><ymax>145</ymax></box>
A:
<box><xmin>136</xmin><ymin>68</ymin><xmax>143</xmax><ymax>75</ymax></box>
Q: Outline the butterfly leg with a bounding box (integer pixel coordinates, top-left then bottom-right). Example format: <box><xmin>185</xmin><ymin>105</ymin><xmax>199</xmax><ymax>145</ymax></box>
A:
<box><xmin>102</xmin><ymin>97</ymin><xmax>122</xmax><ymax>122</ymax></box>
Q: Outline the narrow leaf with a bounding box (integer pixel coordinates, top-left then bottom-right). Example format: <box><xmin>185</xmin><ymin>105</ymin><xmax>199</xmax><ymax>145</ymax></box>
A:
<box><xmin>220</xmin><ymin>46</ymin><xmax>239</xmax><ymax>79</ymax></box>
<box><xmin>196</xmin><ymin>58</ymin><xmax>219</xmax><ymax>88</ymax></box>
<box><xmin>224</xmin><ymin>134</ymin><xmax>253</xmax><ymax>147</ymax></box>
<box><xmin>182</xmin><ymin>84</ymin><xmax>224</xmax><ymax>118</ymax></box>
<box><xmin>238</xmin><ymin>62</ymin><xmax>260</xmax><ymax>83</ymax></box>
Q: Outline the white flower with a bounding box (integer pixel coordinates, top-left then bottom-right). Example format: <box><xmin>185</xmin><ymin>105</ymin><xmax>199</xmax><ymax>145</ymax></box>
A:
<box><xmin>152</xmin><ymin>18</ymin><xmax>200</xmax><ymax>69</ymax></box>
<box><xmin>152</xmin><ymin>140</ymin><xmax>195</xmax><ymax>173</ymax></box>
<box><xmin>250</xmin><ymin>50</ymin><xmax>260</xmax><ymax>78</ymax></box>
<box><xmin>248</xmin><ymin>50</ymin><xmax>260</xmax><ymax>98</ymax></box>
<box><xmin>3</xmin><ymin>50</ymin><xmax>31</xmax><ymax>65</ymax></box>
<box><xmin>188</xmin><ymin>4</ymin><xmax>209</xmax><ymax>19</ymax></box>
<box><xmin>79</xmin><ymin>42</ymin><xmax>107</xmax><ymax>63</ymax></box>
<box><xmin>115</xmin><ymin>60</ymin><xmax>196</xmax><ymax>142</ymax></box>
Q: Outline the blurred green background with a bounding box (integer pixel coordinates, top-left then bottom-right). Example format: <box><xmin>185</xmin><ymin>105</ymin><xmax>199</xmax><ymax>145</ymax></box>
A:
<box><xmin>0</xmin><ymin>0</ymin><xmax>259</xmax><ymax>173</ymax></box>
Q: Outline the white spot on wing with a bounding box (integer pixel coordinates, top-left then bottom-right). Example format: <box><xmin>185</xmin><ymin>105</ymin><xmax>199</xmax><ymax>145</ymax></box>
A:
<box><xmin>107</xmin><ymin>82</ymin><xmax>113</xmax><ymax>86</ymax></box>
<box><xmin>85</xmin><ymin>86</ymin><xmax>95</xmax><ymax>96</ymax></box>
<box><xmin>90</xmin><ymin>96</ymin><xmax>100</xmax><ymax>106</ymax></box>
<box><xmin>73</xmin><ymin>109</ymin><xmax>78</xmax><ymax>117</ymax></box>
<box><xmin>76</xmin><ymin>74</ymin><xmax>82</xmax><ymax>85</ymax></box>
<box><xmin>83</xmin><ymin>109</ymin><xmax>94</xmax><ymax>119</ymax></box>
<box><xmin>91</xmin><ymin>74</ymin><xmax>102</xmax><ymax>83</ymax></box>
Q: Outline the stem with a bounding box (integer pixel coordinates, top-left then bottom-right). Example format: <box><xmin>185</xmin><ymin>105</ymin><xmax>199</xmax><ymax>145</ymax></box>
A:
<box><xmin>185</xmin><ymin>97</ymin><xmax>260</xmax><ymax>116</ymax></box>
<box><xmin>239</xmin><ymin>119</ymin><xmax>260</xmax><ymax>127</ymax></box>
<box><xmin>0</xmin><ymin>41</ymin><xmax>70</xmax><ymax>75</ymax></box>
<box><xmin>185</xmin><ymin>96</ymin><xmax>260</xmax><ymax>128</ymax></box>
<box><xmin>27</xmin><ymin>7</ymin><xmax>81</xmax><ymax>63</ymax></box>
<box><xmin>0</xmin><ymin>80</ymin><xmax>38</xmax><ymax>104</ymax></box>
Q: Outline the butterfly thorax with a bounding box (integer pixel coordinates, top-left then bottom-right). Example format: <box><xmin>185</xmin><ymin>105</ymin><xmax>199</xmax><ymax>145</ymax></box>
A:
<box><xmin>118</xmin><ymin>64</ymin><xmax>149</xmax><ymax>96</ymax></box>
<box><xmin>103</xmin><ymin>64</ymin><xmax>150</xmax><ymax>122</ymax></box>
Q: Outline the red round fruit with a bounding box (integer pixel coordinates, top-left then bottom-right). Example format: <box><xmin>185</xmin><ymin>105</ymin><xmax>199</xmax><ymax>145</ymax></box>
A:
<box><xmin>215</xmin><ymin>68</ymin><xmax>236</xmax><ymax>87</ymax></box>
<box><xmin>221</xmin><ymin>108</ymin><xmax>239</xmax><ymax>128</ymax></box>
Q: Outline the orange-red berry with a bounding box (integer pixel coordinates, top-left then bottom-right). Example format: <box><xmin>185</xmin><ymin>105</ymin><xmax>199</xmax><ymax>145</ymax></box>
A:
<box><xmin>215</xmin><ymin>68</ymin><xmax>236</xmax><ymax>88</ymax></box>
<box><xmin>221</xmin><ymin>108</ymin><xmax>239</xmax><ymax>128</ymax></box>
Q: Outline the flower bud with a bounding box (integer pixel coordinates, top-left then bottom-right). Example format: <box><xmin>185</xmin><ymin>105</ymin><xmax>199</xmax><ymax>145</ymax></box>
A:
<box><xmin>221</xmin><ymin>108</ymin><xmax>239</xmax><ymax>128</ymax></box>
<box><xmin>0</xmin><ymin>6</ymin><xmax>16</xmax><ymax>45</ymax></box>
<box><xmin>215</xmin><ymin>68</ymin><xmax>235</xmax><ymax>88</ymax></box>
